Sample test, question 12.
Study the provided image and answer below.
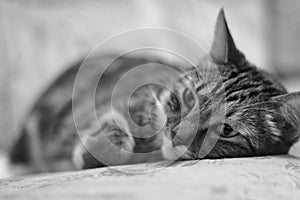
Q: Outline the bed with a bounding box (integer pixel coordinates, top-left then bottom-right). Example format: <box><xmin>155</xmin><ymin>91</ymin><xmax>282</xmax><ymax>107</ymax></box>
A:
<box><xmin>1</xmin><ymin>155</ymin><xmax>300</xmax><ymax>199</ymax></box>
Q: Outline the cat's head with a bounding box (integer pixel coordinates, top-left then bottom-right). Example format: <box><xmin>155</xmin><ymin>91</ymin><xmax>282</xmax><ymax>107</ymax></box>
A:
<box><xmin>161</xmin><ymin>9</ymin><xmax>300</xmax><ymax>160</ymax></box>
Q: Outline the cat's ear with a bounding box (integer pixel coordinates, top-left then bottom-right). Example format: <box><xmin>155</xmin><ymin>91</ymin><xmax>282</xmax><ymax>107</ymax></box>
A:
<box><xmin>210</xmin><ymin>8</ymin><xmax>245</xmax><ymax>65</ymax></box>
<box><xmin>272</xmin><ymin>92</ymin><xmax>300</xmax><ymax>144</ymax></box>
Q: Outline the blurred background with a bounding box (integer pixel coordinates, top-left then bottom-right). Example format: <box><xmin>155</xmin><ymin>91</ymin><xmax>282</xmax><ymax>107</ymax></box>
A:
<box><xmin>0</xmin><ymin>0</ymin><xmax>300</xmax><ymax>154</ymax></box>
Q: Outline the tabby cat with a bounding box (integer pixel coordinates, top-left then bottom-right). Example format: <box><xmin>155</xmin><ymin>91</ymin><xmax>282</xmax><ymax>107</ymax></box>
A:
<box><xmin>10</xmin><ymin>9</ymin><xmax>300</xmax><ymax>173</ymax></box>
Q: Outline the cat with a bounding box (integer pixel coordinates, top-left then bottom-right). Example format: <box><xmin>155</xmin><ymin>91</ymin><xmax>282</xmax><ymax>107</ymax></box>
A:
<box><xmin>10</xmin><ymin>9</ymin><xmax>300</xmax><ymax>173</ymax></box>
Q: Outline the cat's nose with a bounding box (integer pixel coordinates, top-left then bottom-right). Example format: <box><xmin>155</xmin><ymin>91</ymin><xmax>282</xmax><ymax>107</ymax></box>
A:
<box><xmin>172</xmin><ymin>135</ymin><xmax>183</xmax><ymax>147</ymax></box>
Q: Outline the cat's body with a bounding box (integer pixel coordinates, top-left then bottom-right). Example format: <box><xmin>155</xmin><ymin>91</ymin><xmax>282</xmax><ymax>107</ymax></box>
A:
<box><xmin>10</xmin><ymin>9</ymin><xmax>300</xmax><ymax>173</ymax></box>
<box><xmin>10</xmin><ymin>55</ymin><xmax>179</xmax><ymax>172</ymax></box>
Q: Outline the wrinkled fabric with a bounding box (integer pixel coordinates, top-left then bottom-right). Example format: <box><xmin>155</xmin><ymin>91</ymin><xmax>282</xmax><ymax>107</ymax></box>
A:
<box><xmin>1</xmin><ymin>155</ymin><xmax>300</xmax><ymax>200</ymax></box>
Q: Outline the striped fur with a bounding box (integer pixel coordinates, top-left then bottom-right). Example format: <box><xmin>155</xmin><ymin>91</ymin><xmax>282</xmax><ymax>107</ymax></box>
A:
<box><xmin>9</xmin><ymin>9</ymin><xmax>300</xmax><ymax>173</ymax></box>
<box><xmin>161</xmin><ymin>9</ymin><xmax>300</xmax><ymax>160</ymax></box>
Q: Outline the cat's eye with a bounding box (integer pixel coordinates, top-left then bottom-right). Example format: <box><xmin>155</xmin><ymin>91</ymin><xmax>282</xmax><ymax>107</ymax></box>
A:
<box><xmin>183</xmin><ymin>89</ymin><xmax>195</xmax><ymax>108</ymax></box>
<box><xmin>217</xmin><ymin>123</ymin><xmax>239</xmax><ymax>138</ymax></box>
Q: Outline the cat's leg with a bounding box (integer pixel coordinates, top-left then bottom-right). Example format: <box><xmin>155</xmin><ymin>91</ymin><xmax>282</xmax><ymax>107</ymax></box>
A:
<box><xmin>72</xmin><ymin>110</ymin><xmax>135</xmax><ymax>169</ymax></box>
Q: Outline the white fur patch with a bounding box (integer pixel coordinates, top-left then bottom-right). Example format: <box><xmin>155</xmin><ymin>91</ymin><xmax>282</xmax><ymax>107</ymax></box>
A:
<box><xmin>0</xmin><ymin>152</ymin><xmax>31</xmax><ymax>178</ymax></box>
<box><xmin>72</xmin><ymin>139</ymin><xmax>86</xmax><ymax>169</ymax></box>
<box><xmin>265</xmin><ymin>114</ymin><xmax>281</xmax><ymax>137</ymax></box>
<box><xmin>0</xmin><ymin>152</ymin><xmax>13</xmax><ymax>179</ymax></box>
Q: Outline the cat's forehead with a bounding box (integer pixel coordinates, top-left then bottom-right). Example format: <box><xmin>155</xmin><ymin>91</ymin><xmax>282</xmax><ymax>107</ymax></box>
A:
<box><xmin>176</xmin><ymin>58</ymin><xmax>286</xmax><ymax>122</ymax></box>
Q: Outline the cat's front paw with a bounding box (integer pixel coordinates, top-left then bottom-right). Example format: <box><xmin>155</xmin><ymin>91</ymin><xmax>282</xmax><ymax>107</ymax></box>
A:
<box><xmin>73</xmin><ymin>115</ymin><xmax>135</xmax><ymax>169</ymax></box>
